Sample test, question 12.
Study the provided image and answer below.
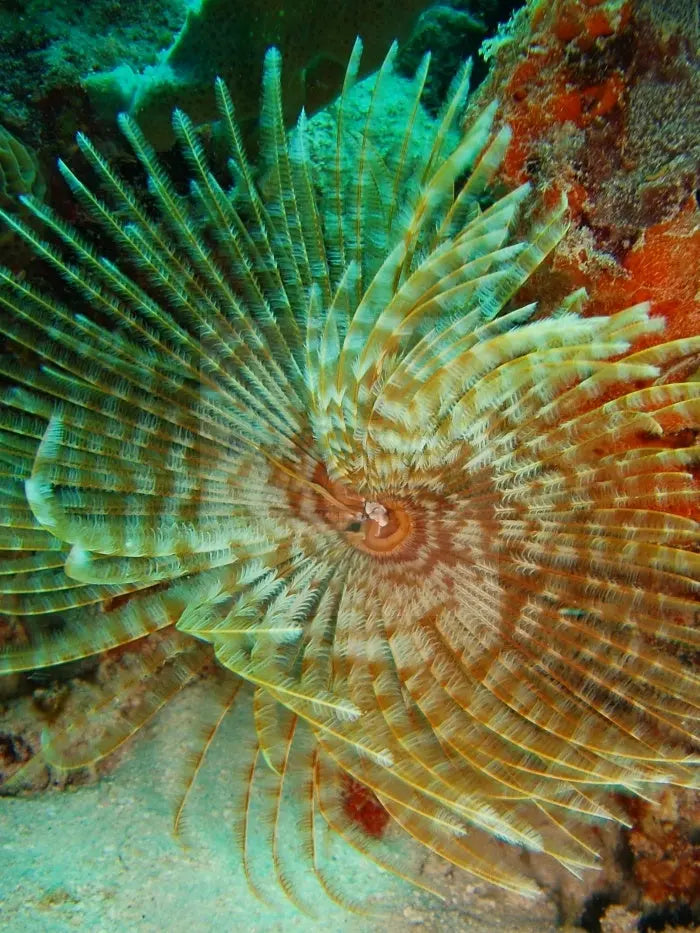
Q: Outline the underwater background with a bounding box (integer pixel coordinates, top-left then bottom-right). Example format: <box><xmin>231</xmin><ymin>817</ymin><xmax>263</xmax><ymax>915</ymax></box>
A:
<box><xmin>0</xmin><ymin>1</ymin><xmax>698</xmax><ymax>931</ymax></box>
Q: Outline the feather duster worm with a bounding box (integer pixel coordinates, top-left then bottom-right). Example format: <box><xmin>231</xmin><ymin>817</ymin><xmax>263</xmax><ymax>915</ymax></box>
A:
<box><xmin>0</xmin><ymin>40</ymin><xmax>698</xmax><ymax>912</ymax></box>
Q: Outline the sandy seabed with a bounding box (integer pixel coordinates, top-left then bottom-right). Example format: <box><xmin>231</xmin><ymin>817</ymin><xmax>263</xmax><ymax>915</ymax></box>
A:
<box><xmin>1</xmin><ymin>680</ymin><xmax>565</xmax><ymax>933</ymax></box>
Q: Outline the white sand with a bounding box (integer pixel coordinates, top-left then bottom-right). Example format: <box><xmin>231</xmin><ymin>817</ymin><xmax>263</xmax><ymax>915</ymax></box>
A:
<box><xmin>1</xmin><ymin>682</ymin><xmax>563</xmax><ymax>933</ymax></box>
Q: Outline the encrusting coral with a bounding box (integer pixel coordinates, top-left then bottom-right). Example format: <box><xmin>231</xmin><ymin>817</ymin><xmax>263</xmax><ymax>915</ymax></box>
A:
<box><xmin>478</xmin><ymin>0</ymin><xmax>700</xmax><ymax>347</ymax></box>
<box><xmin>0</xmin><ymin>125</ymin><xmax>45</xmax><ymax>208</ymax></box>
<box><xmin>0</xmin><ymin>39</ymin><xmax>698</xmax><ymax>914</ymax></box>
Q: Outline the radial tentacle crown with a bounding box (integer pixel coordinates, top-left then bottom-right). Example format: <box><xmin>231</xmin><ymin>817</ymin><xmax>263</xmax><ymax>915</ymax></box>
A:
<box><xmin>0</xmin><ymin>38</ymin><xmax>698</xmax><ymax>913</ymax></box>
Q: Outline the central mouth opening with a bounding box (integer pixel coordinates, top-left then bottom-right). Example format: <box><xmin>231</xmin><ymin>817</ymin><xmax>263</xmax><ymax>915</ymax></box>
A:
<box><xmin>358</xmin><ymin>499</ymin><xmax>412</xmax><ymax>554</ymax></box>
<box><xmin>310</xmin><ymin>464</ymin><xmax>412</xmax><ymax>556</ymax></box>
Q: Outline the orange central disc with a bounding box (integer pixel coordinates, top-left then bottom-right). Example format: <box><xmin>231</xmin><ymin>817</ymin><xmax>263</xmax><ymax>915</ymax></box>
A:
<box><xmin>310</xmin><ymin>464</ymin><xmax>413</xmax><ymax>557</ymax></box>
<box><xmin>358</xmin><ymin>500</ymin><xmax>412</xmax><ymax>555</ymax></box>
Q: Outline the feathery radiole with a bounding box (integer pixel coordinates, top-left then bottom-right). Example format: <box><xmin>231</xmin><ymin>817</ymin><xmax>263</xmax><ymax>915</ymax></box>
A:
<box><xmin>0</xmin><ymin>39</ymin><xmax>698</xmax><ymax>912</ymax></box>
